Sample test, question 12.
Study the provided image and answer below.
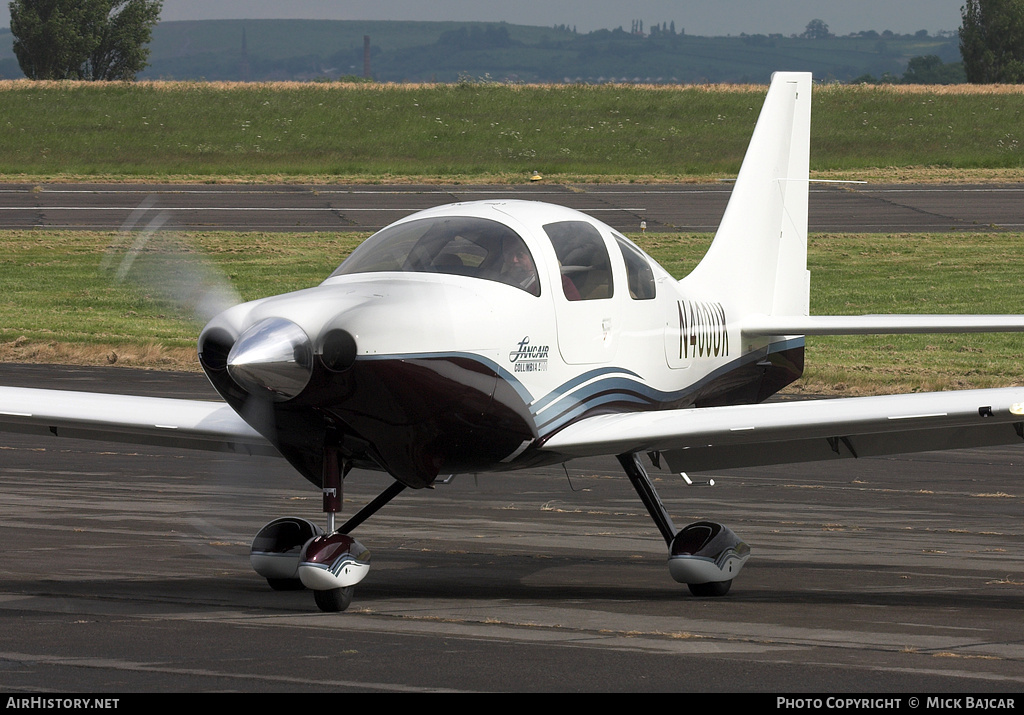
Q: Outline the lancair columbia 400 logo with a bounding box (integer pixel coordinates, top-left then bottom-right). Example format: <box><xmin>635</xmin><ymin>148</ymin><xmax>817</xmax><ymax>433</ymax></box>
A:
<box><xmin>509</xmin><ymin>337</ymin><xmax>549</xmax><ymax>372</ymax></box>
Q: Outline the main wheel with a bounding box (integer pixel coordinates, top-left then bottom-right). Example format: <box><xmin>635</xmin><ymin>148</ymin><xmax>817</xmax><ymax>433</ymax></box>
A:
<box><xmin>313</xmin><ymin>586</ymin><xmax>354</xmax><ymax>612</ymax></box>
<box><xmin>688</xmin><ymin>580</ymin><xmax>732</xmax><ymax>597</ymax></box>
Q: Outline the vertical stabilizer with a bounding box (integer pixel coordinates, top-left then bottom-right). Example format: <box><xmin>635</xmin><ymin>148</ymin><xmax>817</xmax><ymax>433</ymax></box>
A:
<box><xmin>683</xmin><ymin>72</ymin><xmax>811</xmax><ymax>318</ymax></box>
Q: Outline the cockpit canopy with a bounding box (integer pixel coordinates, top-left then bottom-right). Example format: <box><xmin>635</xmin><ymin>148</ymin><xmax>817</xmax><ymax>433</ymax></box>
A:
<box><xmin>330</xmin><ymin>216</ymin><xmax>541</xmax><ymax>296</ymax></box>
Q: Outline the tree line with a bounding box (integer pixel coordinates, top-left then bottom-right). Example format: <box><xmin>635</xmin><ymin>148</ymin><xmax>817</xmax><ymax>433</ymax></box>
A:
<box><xmin>960</xmin><ymin>0</ymin><xmax>1024</xmax><ymax>82</ymax></box>
<box><xmin>9</xmin><ymin>0</ymin><xmax>161</xmax><ymax>80</ymax></box>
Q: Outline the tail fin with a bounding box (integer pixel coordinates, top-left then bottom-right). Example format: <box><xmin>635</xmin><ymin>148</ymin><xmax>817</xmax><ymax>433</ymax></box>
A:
<box><xmin>683</xmin><ymin>72</ymin><xmax>811</xmax><ymax>318</ymax></box>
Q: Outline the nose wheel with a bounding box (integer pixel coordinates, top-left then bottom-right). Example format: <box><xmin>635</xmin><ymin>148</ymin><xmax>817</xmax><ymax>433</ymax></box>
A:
<box><xmin>688</xmin><ymin>580</ymin><xmax>732</xmax><ymax>597</ymax></box>
<box><xmin>313</xmin><ymin>586</ymin><xmax>354</xmax><ymax>612</ymax></box>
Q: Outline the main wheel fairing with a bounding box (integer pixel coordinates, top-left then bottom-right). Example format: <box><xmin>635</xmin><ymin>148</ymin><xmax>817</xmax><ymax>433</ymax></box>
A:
<box><xmin>667</xmin><ymin>521</ymin><xmax>750</xmax><ymax>587</ymax></box>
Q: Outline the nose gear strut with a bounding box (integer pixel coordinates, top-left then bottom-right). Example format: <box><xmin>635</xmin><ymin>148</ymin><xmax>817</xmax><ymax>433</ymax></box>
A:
<box><xmin>297</xmin><ymin>445</ymin><xmax>409</xmax><ymax>612</ymax></box>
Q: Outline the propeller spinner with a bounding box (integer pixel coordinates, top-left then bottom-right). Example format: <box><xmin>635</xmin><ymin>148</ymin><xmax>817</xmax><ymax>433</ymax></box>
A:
<box><xmin>226</xmin><ymin>317</ymin><xmax>313</xmax><ymax>401</ymax></box>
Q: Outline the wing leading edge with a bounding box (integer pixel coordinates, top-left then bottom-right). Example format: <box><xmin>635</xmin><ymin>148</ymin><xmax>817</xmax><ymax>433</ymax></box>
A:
<box><xmin>0</xmin><ymin>386</ymin><xmax>277</xmax><ymax>456</ymax></box>
<box><xmin>541</xmin><ymin>387</ymin><xmax>1024</xmax><ymax>472</ymax></box>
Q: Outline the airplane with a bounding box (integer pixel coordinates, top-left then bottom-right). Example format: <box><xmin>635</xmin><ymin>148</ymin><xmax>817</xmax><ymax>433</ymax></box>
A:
<box><xmin>3</xmin><ymin>71</ymin><xmax>1024</xmax><ymax>612</ymax></box>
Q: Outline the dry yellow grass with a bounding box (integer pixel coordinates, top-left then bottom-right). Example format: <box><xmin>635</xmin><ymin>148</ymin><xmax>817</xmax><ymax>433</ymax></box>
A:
<box><xmin>2</xmin><ymin>79</ymin><xmax>1022</xmax><ymax>94</ymax></box>
<box><xmin>2</xmin><ymin>168</ymin><xmax>1018</xmax><ymax>185</ymax></box>
<box><xmin>0</xmin><ymin>79</ymin><xmax>771</xmax><ymax>92</ymax></box>
<box><xmin>0</xmin><ymin>339</ymin><xmax>199</xmax><ymax>370</ymax></box>
<box><xmin>819</xmin><ymin>82</ymin><xmax>1024</xmax><ymax>95</ymax></box>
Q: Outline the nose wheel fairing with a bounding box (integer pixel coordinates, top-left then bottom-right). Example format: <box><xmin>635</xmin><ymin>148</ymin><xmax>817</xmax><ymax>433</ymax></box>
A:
<box><xmin>298</xmin><ymin>533</ymin><xmax>371</xmax><ymax>591</ymax></box>
<box><xmin>250</xmin><ymin>518</ymin><xmax>372</xmax><ymax>612</ymax></box>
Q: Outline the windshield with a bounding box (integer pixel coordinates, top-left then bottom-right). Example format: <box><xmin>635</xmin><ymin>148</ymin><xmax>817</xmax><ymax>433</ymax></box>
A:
<box><xmin>330</xmin><ymin>216</ymin><xmax>540</xmax><ymax>296</ymax></box>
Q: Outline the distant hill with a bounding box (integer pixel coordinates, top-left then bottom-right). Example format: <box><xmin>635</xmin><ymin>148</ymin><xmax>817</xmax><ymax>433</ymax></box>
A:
<box><xmin>0</xmin><ymin>19</ymin><xmax>963</xmax><ymax>84</ymax></box>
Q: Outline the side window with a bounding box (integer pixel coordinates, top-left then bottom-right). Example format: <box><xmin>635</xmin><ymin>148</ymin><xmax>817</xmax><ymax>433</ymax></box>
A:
<box><xmin>542</xmin><ymin>221</ymin><xmax>613</xmax><ymax>301</ymax></box>
<box><xmin>615</xmin><ymin>235</ymin><xmax>656</xmax><ymax>300</ymax></box>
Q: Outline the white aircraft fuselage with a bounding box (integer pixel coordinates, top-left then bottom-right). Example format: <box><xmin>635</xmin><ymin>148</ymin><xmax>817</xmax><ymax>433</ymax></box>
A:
<box><xmin>198</xmin><ymin>199</ymin><xmax>802</xmax><ymax>489</ymax></box>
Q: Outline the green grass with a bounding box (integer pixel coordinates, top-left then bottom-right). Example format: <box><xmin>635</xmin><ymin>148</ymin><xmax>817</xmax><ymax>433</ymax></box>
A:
<box><xmin>802</xmin><ymin>232</ymin><xmax>1024</xmax><ymax>393</ymax></box>
<box><xmin>813</xmin><ymin>84</ymin><xmax>1024</xmax><ymax>171</ymax></box>
<box><xmin>1</xmin><ymin>229</ymin><xmax>1022</xmax><ymax>394</ymax></box>
<box><xmin>0</xmin><ymin>82</ymin><xmax>1022</xmax><ymax>181</ymax></box>
<box><xmin>0</xmin><ymin>231</ymin><xmax>366</xmax><ymax>361</ymax></box>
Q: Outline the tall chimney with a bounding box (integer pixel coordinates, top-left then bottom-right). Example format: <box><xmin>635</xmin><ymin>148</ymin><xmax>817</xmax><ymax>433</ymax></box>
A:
<box><xmin>363</xmin><ymin>36</ymin><xmax>371</xmax><ymax>79</ymax></box>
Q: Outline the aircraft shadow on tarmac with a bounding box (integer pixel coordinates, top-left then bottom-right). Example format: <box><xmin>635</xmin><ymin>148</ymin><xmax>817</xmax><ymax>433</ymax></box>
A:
<box><xmin>11</xmin><ymin>553</ymin><xmax>1024</xmax><ymax>613</ymax></box>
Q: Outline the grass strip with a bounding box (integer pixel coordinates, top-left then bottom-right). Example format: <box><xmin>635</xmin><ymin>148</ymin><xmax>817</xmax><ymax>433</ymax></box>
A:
<box><xmin>0</xmin><ymin>81</ymin><xmax>1022</xmax><ymax>182</ymax></box>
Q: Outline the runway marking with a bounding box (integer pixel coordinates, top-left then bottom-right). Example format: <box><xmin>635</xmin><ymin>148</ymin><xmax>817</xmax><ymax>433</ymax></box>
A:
<box><xmin>1</xmin><ymin>185</ymin><xmax>1019</xmax><ymax>234</ymax></box>
<box><xmin>0</xmin><ymin>206</ymin><xmax>648</xmax><ymax>212</ymax></box>
<box><xmin>0</xmin><ymin>188</ymin><xmax>577</xmax><ymax>195</ymax></box>
<box><xmin>0</xmin><ymin>187</ymin><xmax>704</xmax><ymax>195</ymax></box>
<box><xmin>4</xmin><ymin>186</ymin><xmax>1022</xmax><ymax>194</ymax></box>
<box><xmin>2</xmin><ymin>188</ymin><xmax>1022</xmax><ymax>205</ymax></box>
<box><xmin>851</xmin><ymin>187</ymin><xmax>1024</xmax><ymax>193</ymax></box>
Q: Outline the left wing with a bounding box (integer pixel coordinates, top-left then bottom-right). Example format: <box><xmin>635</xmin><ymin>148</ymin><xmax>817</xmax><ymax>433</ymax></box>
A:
<box><xmin>0</xmin><ymin>386</ymin><xmax>277</xmax><ymax>456</ymax></box>
<box><xmin>541</xmin><ymin>387</ymin><xmax>1024</xmax><ymax>473</ymax></box>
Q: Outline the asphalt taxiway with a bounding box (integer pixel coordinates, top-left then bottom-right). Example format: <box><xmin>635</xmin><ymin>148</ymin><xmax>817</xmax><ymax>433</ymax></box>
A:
<box><xmin>1</xmin><ymin>182</ymin><xmax>1023</xmax><ymax>233</ymax></box>
<box><xmin>1</xmin><ymin>364</ymin><xmax>1023</xmax><ymax>692</ymax></box>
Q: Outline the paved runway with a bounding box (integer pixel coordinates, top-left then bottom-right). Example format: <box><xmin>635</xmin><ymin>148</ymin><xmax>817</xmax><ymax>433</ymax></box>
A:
<box><xmin>1</xmin><ymin>365</ymin><xmax>1023</xmax><ymax>692</ymax></box>
<box><xmin>1</xmin><ymin>183</ymin><xmax>1023</xmax><ymax>233</ymax></box>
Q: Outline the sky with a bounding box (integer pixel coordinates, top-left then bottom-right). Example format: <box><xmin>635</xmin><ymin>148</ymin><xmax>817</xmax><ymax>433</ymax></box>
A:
<box><xmin>2</xmin><ymin>1</ymin><xmax>968</xmax><ymax>36</ymax></box>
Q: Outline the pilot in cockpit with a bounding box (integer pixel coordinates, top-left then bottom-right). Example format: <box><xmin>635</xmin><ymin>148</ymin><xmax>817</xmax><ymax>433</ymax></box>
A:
<box><xmin>501</xmin><ymin>242</ymin><xmax>539</xmax><ymax>294</ymax></box>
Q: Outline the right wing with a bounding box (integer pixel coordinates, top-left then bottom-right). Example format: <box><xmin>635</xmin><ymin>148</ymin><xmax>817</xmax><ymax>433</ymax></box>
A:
<box><xmin>0</xmin><ymin>386</ymin><xmax>277</xmax><ymax>456</ymax></box>
<box><xmin>541</xmin><ymin>387</ymin><xmax>1024</xmax><ymax>472</ymax></box>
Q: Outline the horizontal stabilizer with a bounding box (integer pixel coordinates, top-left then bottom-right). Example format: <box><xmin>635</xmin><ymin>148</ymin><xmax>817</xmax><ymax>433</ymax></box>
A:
<box><xmin>742</xmin><ymin>314</ymin><xmax>1024</xmax><ymax>337</ymax></box>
